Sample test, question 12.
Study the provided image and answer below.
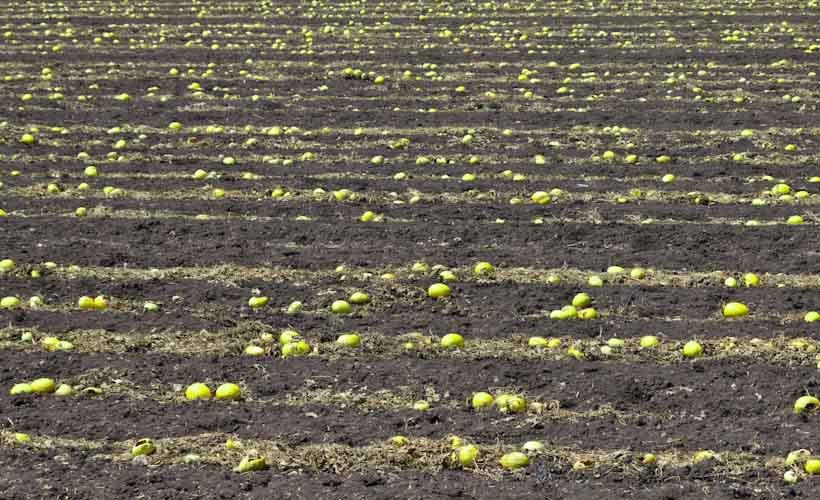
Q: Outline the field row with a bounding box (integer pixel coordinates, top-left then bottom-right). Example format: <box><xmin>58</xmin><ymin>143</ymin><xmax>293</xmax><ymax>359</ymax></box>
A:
<box><xmin>0</xmin><ymin>448</ymin><xmax>801</xmax><ymax>500</ymax></box>
<box><xmin>0</xmin><ymin>430</ymin><xmax>788</xmax><ymax>479</ymax></box>
<box><xmin>4</xmin><ymin>324</ymin><xmax>820</xmax><ymax>363</ymax></box>
<box><xmin>5</xmin><ymin>189</ymin><xmax>820</xmax><ymax>216</ymax></box>
<box><xmin>4</xmin><ymin>157</ymin><xmax>816</xmax><ymax>182</ymax></box>
<box><xmin>3</xmin><ymin>350</ymin><xmax>819</xmax><ymax>454</ymax></box>
<box><xmin>6</xmin><ymin>260</ymin><xmax>820</xmax><ymax>288</ymax></box>
<box><xmin>1</xmin><ymin>215</ymin><xmax>816</xmax><ymax>271</ymax></box>
<box><xmin>5</xmin><ymin>210</ymin><xmax>820</xmax><ymax>234</ymax></box>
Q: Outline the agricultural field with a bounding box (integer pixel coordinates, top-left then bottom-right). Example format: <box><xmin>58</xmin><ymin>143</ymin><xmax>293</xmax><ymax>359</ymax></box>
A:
<box><xmin>3</xmin><ymin>0</ymin><xmax>820</xmax><ymax>498</ymax></box>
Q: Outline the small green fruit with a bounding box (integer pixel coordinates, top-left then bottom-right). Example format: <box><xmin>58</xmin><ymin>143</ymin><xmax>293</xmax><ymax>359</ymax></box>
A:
<box><xmin>552</xmin><ymin>305</ymin><xmax>577</xmax><ymax>320</ymax></box>
<box><xmin>640</xmin><ymin>336</ymin><xmax>660</xmax><ymax>348</ymax></box>
<box><xmin>567</xmin><ymin>346</ymin><xmax>585</xmax><ymax>359</ymax></box>
<box><xmin>54</xmin><ymin>384</ymin><xmax>74</xmax><ymax>396</ymax></box>
<box><xmin>722</xmin><ymin>302</ymin><xmax>749</xmax><ymax>318</ymax></box>
<box><xmin>473</xmin><ymin>261</ymin><xmax>495</xmax><ymax>275</ymax></box>
<box><xmin>282</xmin><ymin>340</ymin><xmax>310</xmax><ymax>357</ymax></box>
<box><xmin>806</xmin><ymin>459</ymin><xmax>820</xmax><ymax>474</ymax></box>
<box><xmin>244</xmin><ymin>345</ymin><xmax>265</xmax><ymax>356</ymax></box>
<box><xmin>794</xmin><ymin>395</ymin><xmax>820</xmax><ymax>414</ymax></box>
<box><xmin>30</xmin><ymin>378</ymin><xmax>56</xmax><ymax>394</ymax></box>
<box><xmin>522</xmin><ymin>441</ymin><xmax>544</xmax><ymax>453</ymax></box>
<box><xmin>607</xmin><ymin>338</ymin><xmax>625</xmax><ymax>347</ymax></box>
<box><xmin>439</xmin><ymin>270</ymin><xmax>457</xmax><ymax>281</ymax></box>
<box><xmin>41</xmin><ymin>337</ymin><xmax>59</xmax><ymax>350</ymax></box>
<box><xmin>411</xmin><ymin>262</ymin><xmax>429</xmax><ymax>273</ymax></box>
<box><xmin>349</xmin><ymin>292</ymin><xmax>370</xmax><ymax>304</ymax></box>
<box><xmin>578</xmin><ymin>307</ymin><xmax>597</xmax><ymax>320</ymax></box>
<box><xmin>682</xmin><ymin>341</ymin><xmax>703</xmax><ymax>358</ymax></box>
<box><xmin>503</xmin><ymin>396</ymin><xmax>527</xmax><ymax>413</ymax></box>
<box><xmin>215</xmin><ymin>383</ymin><xmax>242</xmax><ymax>401</ymax></box>
<box><xmin>471</xmin><ymin>392</ymin><xmax>494</xmax><ymax>409</ymax></box>
<box><xmin>93</xmin><ymin>295</ymin><xmax>108</xmax><ymax>309</ymax></box>
<box><xmin>0</xmin><ymin>296</ymin><xmax>21</xmax><ymax>308</ymax></box>
<box><xmin>336</xmin><ymin>333</ymin><xmax>361</xmax><ymax>347</ymax></box>
<box><xmin>390</xmin><ymin>436</ymin><xmax>409</xmax><ymax>447</ymax></box>
<box><xmin>743</xmin><ymin>273</ymin><xmax>760</xmax><ymax>287</ymax></box>
<box><xmin>248</xmin><ymin>296</ymin><xmax>269</xmax><ymax>308</ymax></box>
<box><xmin>630</xmin><ymin>268</ymin><xmax>646</xmax><ymax>279</ymax></box>
<box><xmin>528</xmin><ymin>336</ymin><xmax>548</xmax><ymax>347</ymax></box>
<box><xmin>457</xmin><ymin>445</ymin><xmax>479</xmax><ymax>467</ymax></box>
<box><xmin>772</xmin><ymin>183</ymin><xmax>792</xmax><ymax>195</ymax></box>
<box><xmin>279</xmin><ymin>330</ymin><xmax>300</xmax><ymax>345</ymax></box>
<box><xmin>331</xmin><ymin>300</ymin><xmax>352</xmax><ymax>314</ymax></box>
<box><xmin>441</xmin><ymin>333</ymin><xmax>464</xmax><ymax>348</ymax></box>
<box><xmin>786</xmin><ymin>449</ymin><xmax>811</xmax><ymax>466</ymax></box>
<box><xmin>428</xmin><ymin>283</ymin><xmax>451</xmax><ymax>298</ymax></box>
<box><xmin>132</xmin><ymin>438</ymin><xmax>156</xmax><ymax>456</ymax></box>
<box><xmin>495</xmin><ymin>394</ymin><xmax>512</xmax><ymax>409</ymax></box>
<box><xmin>571</xmin><ymin>293</ymin><xmax>591</xmax><ymax>308</ymax></box>
<box><xmin>235</xmin><ymin>456</ymin><xmax>267</xmax><ymax>473</ymax></box>
<box><xmin>10</xmin><ymin>383</ymin><xmax>32</xmax><ymax>395</ymax></box>
<box><xmin>500</xmin><ymin>451</ymin><xmax>530</xmax><ymax>470</ymax></box>
<box><xmin>185</xmin><ymin>383</ymin><xmax>212</xmax><ymax>400</ymax></box>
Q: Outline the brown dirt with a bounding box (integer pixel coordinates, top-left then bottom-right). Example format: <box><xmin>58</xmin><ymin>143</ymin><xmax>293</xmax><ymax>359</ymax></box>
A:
<box><xmin>3</xmin><ymin>0</ymin><xmax>820</xmax><ymax>498</ymax></box>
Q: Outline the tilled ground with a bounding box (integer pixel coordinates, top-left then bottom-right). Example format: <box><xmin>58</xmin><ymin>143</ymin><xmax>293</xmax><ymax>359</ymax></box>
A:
<box><xmin>2</xmin><ymin>0</ymin><xmax>820</xmax><ymax>498</ymax></box>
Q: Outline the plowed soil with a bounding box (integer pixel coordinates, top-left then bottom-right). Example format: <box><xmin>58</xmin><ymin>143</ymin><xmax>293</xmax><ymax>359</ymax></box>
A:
<box><xmin>2</xmin><ymin>0</ymin><xmax>820</xmax><ymax>498</ymax></box>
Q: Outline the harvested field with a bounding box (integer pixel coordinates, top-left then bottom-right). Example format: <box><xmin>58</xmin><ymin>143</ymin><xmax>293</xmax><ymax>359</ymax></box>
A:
<box><xmin>2</xmin><ymin>0</ymin><xmax>820</xmax><ymax>498</ymax></box>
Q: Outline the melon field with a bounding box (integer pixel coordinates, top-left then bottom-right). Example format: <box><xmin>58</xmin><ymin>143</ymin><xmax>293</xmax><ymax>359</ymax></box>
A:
<box><xmin>3</xmin><ymin>0</ymin><xmax>820</xmax><ymax>498</ymax></box>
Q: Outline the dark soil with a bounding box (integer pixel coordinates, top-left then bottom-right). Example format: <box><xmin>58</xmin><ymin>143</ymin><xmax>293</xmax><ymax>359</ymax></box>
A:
<box><xmin>2</xmin><ymin>351</ymin><xmax>820</xmax><ymax>455</ymax></box>
<box><xmin>3</xmin><ymin>215</ymin><xmax>818</xmax><ymax>272</ymax></box>
<box><xmin>2</xmin><ymin>0</ymin><xmax>820</xmax><ymax>498</ymax></box>
<box><xmin>0</xmin><ymin>446</ymin><xmax>805</xmax><ymax>500</ymax></box>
